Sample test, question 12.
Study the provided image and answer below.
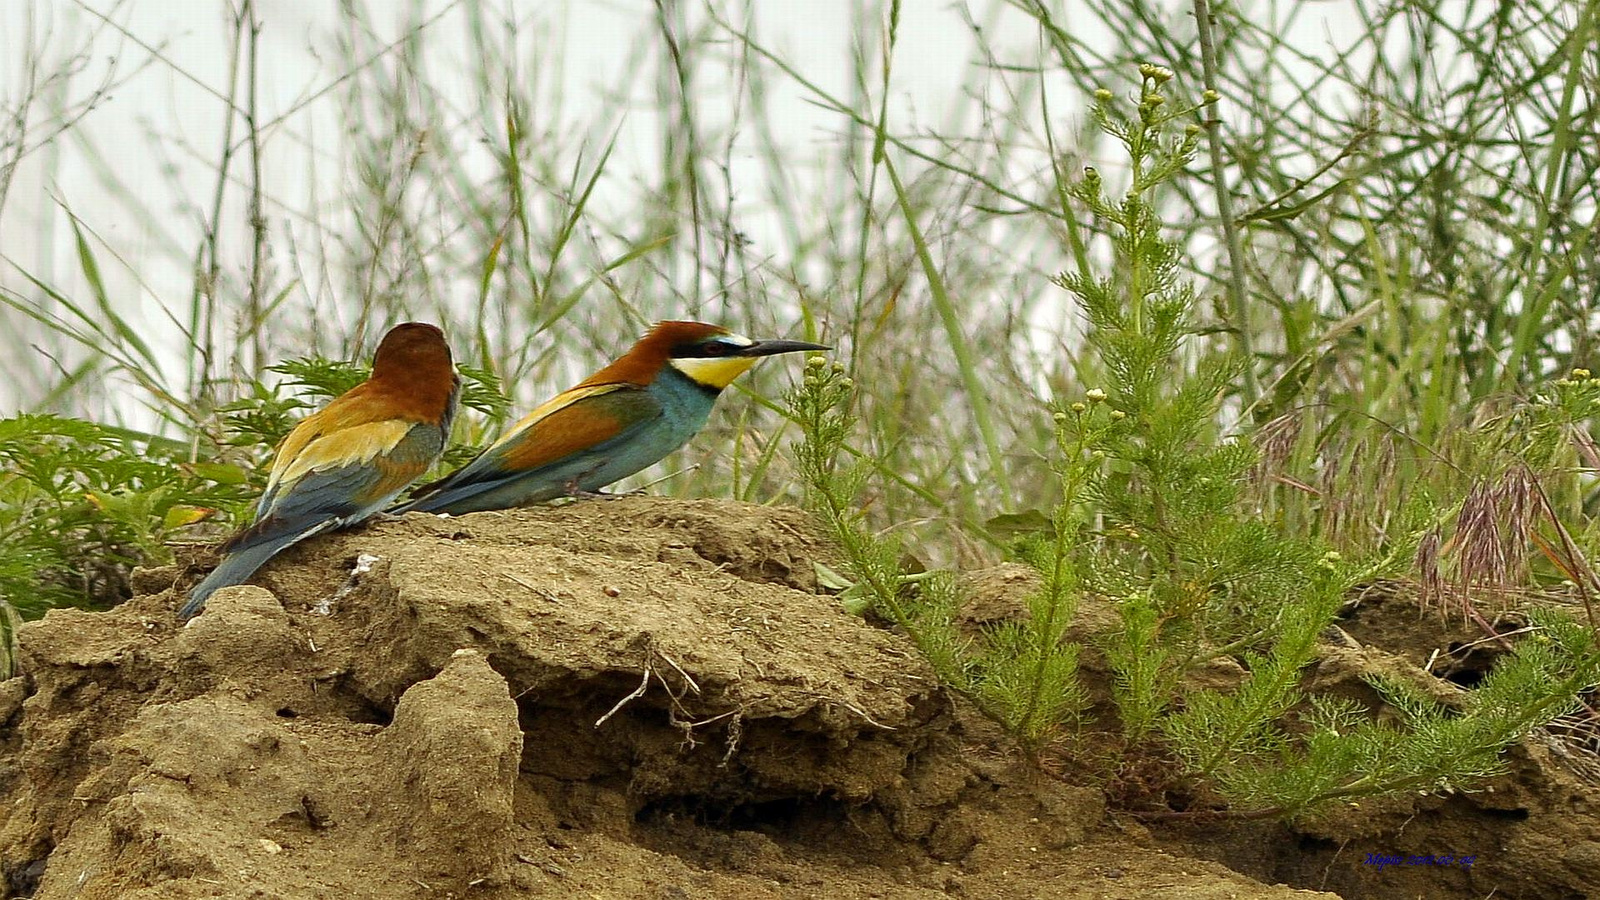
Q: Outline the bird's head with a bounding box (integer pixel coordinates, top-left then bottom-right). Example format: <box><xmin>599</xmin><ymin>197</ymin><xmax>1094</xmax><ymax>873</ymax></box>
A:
<box><xmin>367</xmin><ymin>323</ymin><xmax>458</xmax><ymax>418</ymax></box>
<box><xmin>371</xmin><ymin>322</ymin><xmax>453</xmax><ymax>378</ymax></box>
<box><xmin>656</xmin><ymin>321</ymin><xmax>830</xmax><ymax>390</ymax></box>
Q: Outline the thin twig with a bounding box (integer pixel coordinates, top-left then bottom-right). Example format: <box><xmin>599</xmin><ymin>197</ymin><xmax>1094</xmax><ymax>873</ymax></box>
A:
<box><xmin>653</xmin><ymin>647</ymin><xmax>701</xmax><ymax>695</ymax></box>
<box><xmin>244</xmin><ymin>0</ymin><xmax>267</xmax><ymax>374</ymax></box>
<box><xmin>653</xmin><ymin>0</ymin><xmax>705</xmax><ymax>306</ymax></box>
<box><xmin>191</xmin><ymin>1</ymin><xmax>250</xmax><ymax>419</ymax></box>
<box><xmin>1191</xmin><ymin>0</ymin><xmax>1257</xmax><ymax>402</ymax></box>
<box><xmin>502</xmin><ymin>572</ymin><xmax>562</xmax><ymax>604</ymax></box>
<box><xmin>595</xmin><ymin>667</ymin><xmax>651</xmax><ymax>728</ymax></box>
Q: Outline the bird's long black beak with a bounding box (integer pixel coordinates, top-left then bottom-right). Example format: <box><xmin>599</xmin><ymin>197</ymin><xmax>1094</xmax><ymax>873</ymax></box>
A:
<box><xmin>739</xmin><ymin>339</ymin><xmax>830</xmax><ymax>357</ymax></box>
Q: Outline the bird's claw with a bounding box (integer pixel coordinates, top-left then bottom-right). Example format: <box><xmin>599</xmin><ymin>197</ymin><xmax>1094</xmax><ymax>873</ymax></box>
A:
<box><xmin>563</xmin><ymin>482</ymin><xmax>643</xmax><ymax>501</ymax></box>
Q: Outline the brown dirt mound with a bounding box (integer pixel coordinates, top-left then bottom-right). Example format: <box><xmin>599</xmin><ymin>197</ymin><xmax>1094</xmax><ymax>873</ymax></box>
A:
<box><xmin>3</xmin><ymin>497</ymin><xmax>1330</xmax><ymax>899</ymax></box>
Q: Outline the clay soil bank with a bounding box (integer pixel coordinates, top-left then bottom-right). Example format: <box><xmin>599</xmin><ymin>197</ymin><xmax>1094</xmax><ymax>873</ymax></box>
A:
<box><xmin>1</xmin><ymin>498</ymin><xmax>1595</xmax><ymax>898</ymax></box>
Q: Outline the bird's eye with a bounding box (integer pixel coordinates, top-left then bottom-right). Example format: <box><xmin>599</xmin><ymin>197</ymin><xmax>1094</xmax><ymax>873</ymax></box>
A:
<box><xmin>701</xmin><ymin>341</ymin><xmax>733</xmax><ymax>356</ymax></box>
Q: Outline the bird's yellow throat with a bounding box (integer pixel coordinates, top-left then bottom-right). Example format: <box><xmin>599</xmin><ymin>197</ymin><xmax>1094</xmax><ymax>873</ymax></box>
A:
<box><xmin>669</xmin><ymin>356</ymin><xmax>760</xmax><ymax>389</ymax></box>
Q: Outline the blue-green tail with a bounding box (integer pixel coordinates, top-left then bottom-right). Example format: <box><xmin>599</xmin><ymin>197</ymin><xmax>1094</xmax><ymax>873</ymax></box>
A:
<box><xmin>177</xmin><ymin>521</ymin><xmax>332</xmax><ymax>619</ymax></box>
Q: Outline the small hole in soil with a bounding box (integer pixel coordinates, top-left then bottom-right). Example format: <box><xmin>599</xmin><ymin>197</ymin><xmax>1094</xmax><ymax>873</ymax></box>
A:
<box><xmin>1437</xmin><ymin>643</ymin><xmax>1504</xmax><ymax>689</ymax></box>
<box><xmin>276</xmin><ymin>707</ymin><xmax>298</xmax><ymax>718</ymax></box>
<box><xmin>6</xmin><ymin>854</ymin><xmax>47</xmax><ymax>897</ymax></box>
<box><xmin>1443</xmin><ymin>669</ymin><xmax>1486</xmax><ymax>689</ymax></box>
<box><xmin>1298</xmin><ymin>834</ymin><xmax>1338</xmax><ymax>852</ymax></box>
<box><xmin>635</xmin><ymin>795</ymin><xmax>812</xmax><ymax>834</ymax></box>
<box><xmin>344</xmin><ymin>699</ymin><xmax>393</xmax><ymax>727</ymax></box>
<box><xmin>1480</xmin><ymin>806</ymin><xmax>1529</xmax><ymax>821</ymax></box>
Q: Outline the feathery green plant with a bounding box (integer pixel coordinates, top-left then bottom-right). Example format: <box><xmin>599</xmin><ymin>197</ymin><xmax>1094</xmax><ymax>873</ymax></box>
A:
<box><xmin>1043</xmin><ymin>69</ymin><xmax>1600</xmax><ymax>819</ymax></box>
<box><xmin>0</xmin><ymin>414</ymin><xmax>256</xmax><ymax>674</ymax></box>
<box><xmin>1046</xmin><ymin>71</ymin><xmax>1358</xmax><ymax>801</ymax></box>
<box><xmin>792</xmin><ymin>64</ymin><xmax>1600</xmax><ymax>820</ymax></box>
<box><xmin>787</xmin><ymin>356</ymin><xmax>971</xmax><ymax>685</ymax></box>
<box><xmin>968</xmin><ymin>405</ymin><xmax>1094</xmax><ymax>747</ymax></box>
<box><xmin>1216</xmin><ymin>607</ymin><xmax>1600</xmax><ymax>818</ymax></box>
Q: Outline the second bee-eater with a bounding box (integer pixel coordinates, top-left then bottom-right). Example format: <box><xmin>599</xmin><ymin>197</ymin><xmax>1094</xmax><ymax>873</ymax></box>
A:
<box><xmin>396</xmin><ymin>320</ymin><xmax>826</xmax><ymax>516</ymax></box>
<box><xmin>179</xmin><ymin>322</ymin><xmax>459</xmax><ymax>619</ymax></box>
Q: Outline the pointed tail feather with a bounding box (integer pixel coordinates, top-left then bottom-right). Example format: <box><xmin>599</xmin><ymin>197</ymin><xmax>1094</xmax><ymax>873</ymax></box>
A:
<box><xmin>391</xmin><ymin>480</ymin><xmax>485</xmax><ymax>514</ymax></box>
<box><xmin>390</xmin><ymin>470</ymin><xmax>503</xmax><ymax>514</ymax></box>
<box><xmin>390</xmin><ymin>466</ymin><xmax>472</xmax><ymax>514</ymax></box>
<box><xmin>392</xmin><ymin>474</ymin><xmax>565</xmax><ymax>516</ymax></box>
<box><xmin>386</xmin><ymin>494</ymin><xmax>428</xmax><ymax>516</ymax></box>
<box><xmin>177</xmin><ymin>521</ymin><xmax>332</xmax><ymax>619</ymax></box>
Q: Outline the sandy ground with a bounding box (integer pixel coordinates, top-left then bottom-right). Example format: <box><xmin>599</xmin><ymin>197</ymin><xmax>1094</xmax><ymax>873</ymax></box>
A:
<box><xmin>0</xmin><ymin>497</ymin><xmax>1595</xmax><ymax>898</ymax></box>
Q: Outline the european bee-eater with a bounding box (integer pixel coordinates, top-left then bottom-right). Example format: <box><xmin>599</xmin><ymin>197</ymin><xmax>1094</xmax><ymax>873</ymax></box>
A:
<box><xmin>396</xmin><ymin>320</ymin><xmax>826</xmax><ymax>516</ymax></box>
<box><xmin>179</xmin><ymin>322</ymin><xmax>459</xmax><ymax>619</ymax></box>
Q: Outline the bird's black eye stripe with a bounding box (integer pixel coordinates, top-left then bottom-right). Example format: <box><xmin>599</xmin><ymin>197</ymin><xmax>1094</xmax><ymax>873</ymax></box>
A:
<box><xmin>674</xmin><ymin>339</ymin><xmax>736</xmax><ymax>358</ymax></box>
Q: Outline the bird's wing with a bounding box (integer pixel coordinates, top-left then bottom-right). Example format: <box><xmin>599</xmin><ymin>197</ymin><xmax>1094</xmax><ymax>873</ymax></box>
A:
<box><xmin>247</xmin><ymin>419</ymin><xmax>442</xmax><ymax>544</ymax></box>
<box><xmin>259</xmin><ymin>409</ymin><xmax>326</xmax><ymax>517</ymax></box>
<box><xmin>485</xmin><ymin>382</ymin><xmax>632</xmax><ymax>451</ymax></box>
<box><xmin>259</xmin><ymin>383</ymin><xmax>420</xmax><ymax>508</ymax></box>
<box><xmin>497</xmin><ymin>383</ymin><xmax>663</xmax><ymax>471</ymax></box>
<box><xmin>274</xmin><ymin>419</ymin><xmax>417</xmax><ymax>487</ymax></box>
<box><xmin>407</xmin><ymin>383</ymin><xmax>662</xmax><ymax>502</ymax></box>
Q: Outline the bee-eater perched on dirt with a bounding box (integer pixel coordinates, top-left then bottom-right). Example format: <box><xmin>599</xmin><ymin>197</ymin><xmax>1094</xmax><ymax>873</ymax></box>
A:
<box><xmin>179</xmin><ymin>323</ymin><xmax>459</xmax><ymax>619</ymax></box>
<box><xmin>396</xmin><ymin>320</ymin><xmax>826</xmax><ymax>516</ymax></box>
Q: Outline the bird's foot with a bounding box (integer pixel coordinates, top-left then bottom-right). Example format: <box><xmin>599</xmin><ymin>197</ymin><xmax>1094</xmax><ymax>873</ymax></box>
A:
<box><xmin>563</xmin><ymin>481</ymin><xmax>643</xmax><ymax>501</ymax></box>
